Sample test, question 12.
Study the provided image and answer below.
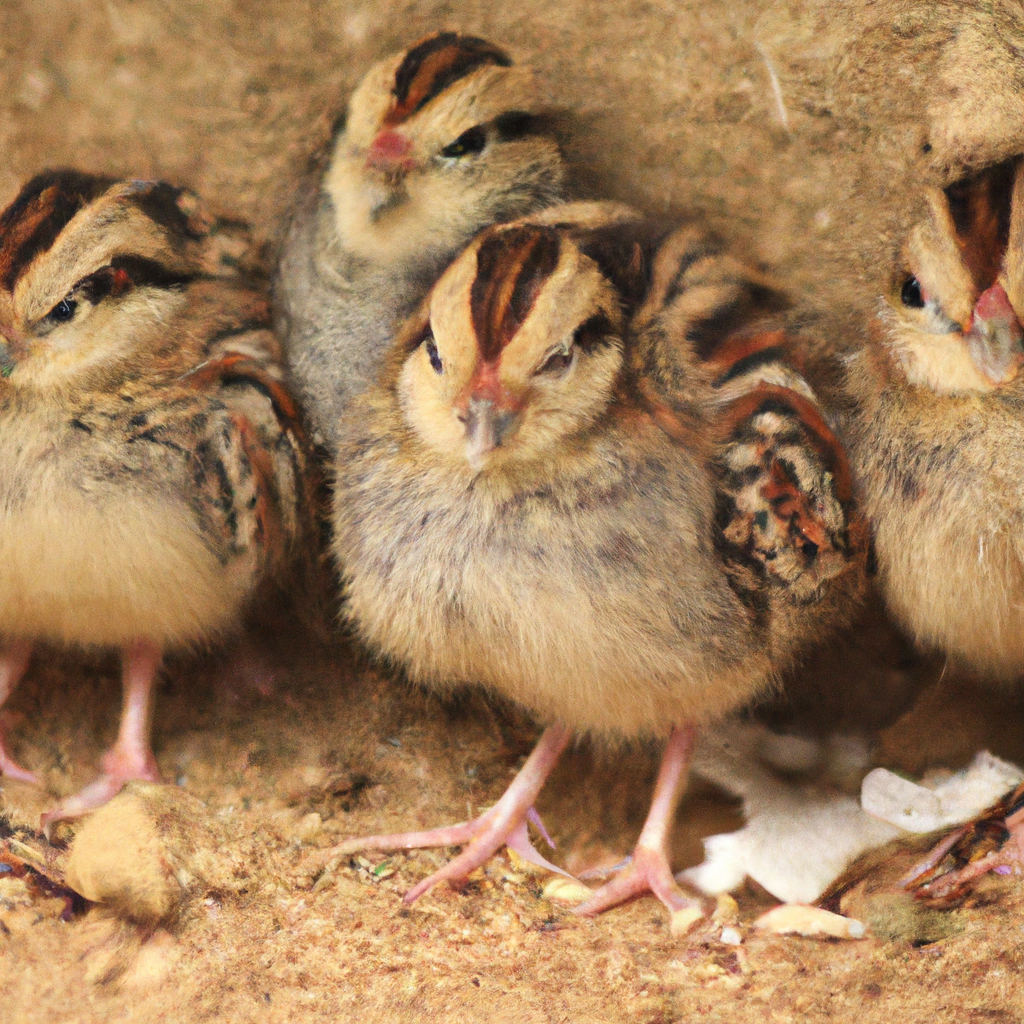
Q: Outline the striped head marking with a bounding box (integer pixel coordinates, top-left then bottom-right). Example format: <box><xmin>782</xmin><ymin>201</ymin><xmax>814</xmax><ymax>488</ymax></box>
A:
<box><xmin>397</xmin><ymin>221</ymin><xmax>625</xmax><ymax>473</ymax></box>
<box><xmin>0</xmin><ymin>170</ymin><xmax>210</xmax><ymax>383</ymax></box>
<box><xmin>470</xmin><ymin>224</ymin><xmax>561</xmax><ymax>364</ymax></box>
<box><xmin>385</xmin><ymin>34</ymin><xmax>512</xmax><ymax>128</ymax></box>
<box><xmin>886</xmin><ymin>158</ymin><xmax>1024</xmax><ymax>395</ymax></box>
<box><xmin>326</xmin><ymin>36</ymin><xmax>563</xmax><ymax>263</ymax></box>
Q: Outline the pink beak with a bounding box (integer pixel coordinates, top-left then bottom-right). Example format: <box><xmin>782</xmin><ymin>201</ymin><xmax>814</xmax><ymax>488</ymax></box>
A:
<box><xmin>966</xmin><ymin>282</ymin><xmax>1024</xmax><ymax>385</ymax></box>
<box><xmin>0</xmin><ymin>323</ymin><xmax>22</xmax><ymax>343</ymax></box>
<box><xmin>366</xmin><ymin>130</ymin><xmax>414</xmax><ymax>172</ymax></box>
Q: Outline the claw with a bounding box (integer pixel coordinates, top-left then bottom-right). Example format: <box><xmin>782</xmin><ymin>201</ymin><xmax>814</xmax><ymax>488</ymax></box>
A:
<box><xmin>324</xmin><ymin>724</ymin><xmax>572</xmax><ymax>903</ymax></box>
<box><xmin>572</xmin><ymin>725</ymin><xmax>704</xmax><ymax>922</ymax></box>
<box><xmin>41</xmin><ymin>640</ymin><xmax>162</xmax><ymax>831</ymax></box>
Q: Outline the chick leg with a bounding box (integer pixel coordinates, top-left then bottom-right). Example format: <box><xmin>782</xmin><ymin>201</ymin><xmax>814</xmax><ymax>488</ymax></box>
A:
<box><xmin>902</xmin><ymin>781</ymin><xmax>1024</xmax><ymax>904</ymax></box>
<box><xmin>574</xmin><ymin>725</ymin><xmax>702</xmax><ymax>921</ymax></box>
<box><xmin>328</xmin><ymin>723</ymin><xmax>572</xmax><ymax>904</ymax></box>
<box><xmin>41</xmin><ymin>641</ymin><xmax>162</xmax><ymax>826</ymax></box>
<box><xmin>0</xmin><ymin>642</ymin><xmax>37</xmax><ymax>784</ymax></box>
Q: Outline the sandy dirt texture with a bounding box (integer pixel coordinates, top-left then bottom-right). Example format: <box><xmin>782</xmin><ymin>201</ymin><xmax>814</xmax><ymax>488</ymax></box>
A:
<box><xmin>4</xmin><ymin>1</ymin><xmax>1024</xmax><ymax>1021</ymax></box>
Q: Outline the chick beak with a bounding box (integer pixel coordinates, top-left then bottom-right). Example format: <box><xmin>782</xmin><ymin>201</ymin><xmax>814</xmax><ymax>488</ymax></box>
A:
<box><xmin>462</xmin><ymin>396</ymin><xmax>519</xmax><ymax>472</ymax></box>
<box><xmin>0</xmin><ymin>323</ymin><xmax>25</xmax><ymax>367</ymax></box>
<box><xmin>966</xmin><ymin>283</ymin><xmax>1024</xmax><ymax>385</ymax></box>
<box><xmin>364</xmin><ymin>130</ymin><xmax>415</xmax><ymax>218</ymax></box>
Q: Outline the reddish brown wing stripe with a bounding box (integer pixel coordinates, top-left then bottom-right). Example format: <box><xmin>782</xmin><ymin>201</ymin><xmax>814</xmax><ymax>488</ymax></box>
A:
<box><xmin>713</xmin><ymin>384</ymin><xmax>855</xmax><ymax>507</ymax></box>
<box><xmin>182</xmin><ymin>353</ymin><xmax>306</xmax><ymax>449</ymax></box>
<box><xmin>230</xmin><ymin>411</ymin><xmax>284</xmax><ymax>564</ymax></box>
<box><xmin>386</xmin><ymin>34</ymin><xmax>511</xmax><ymax>126</ymax></box>
<box><xmin>701</xmin><ymin>329</ymin><xmax>801</xmax><ymax>388</ymax></box>
<box><xmin>470</xmin><ymin>226</ymin><xmax>561</xmax><ymax>362</ymax></box>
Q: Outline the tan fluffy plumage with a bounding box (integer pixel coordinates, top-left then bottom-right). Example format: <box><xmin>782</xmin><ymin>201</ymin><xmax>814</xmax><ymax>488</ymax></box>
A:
<box><xmin>275</xmin><ymin>32</ymin><xmax>565</xmax><ymax>451</ymax></box>
<box><xmin>846</xmin><ymin>159</ymin><xmax>1024</xmax><ymax>897</ymax></box>
<box><xmin>0</xmin><ymin>170</ymin><xmax>310</xmax><ymax>821</ymax></box>
<box><xmin>845</xmin><ymin>157</ymin><xmax>1024</xmax><ymax>679</ymax></box>
<box><xmin>327</xmin><ymin>203</ymin><xmax>867</xmax><ymax>921</ymax></box>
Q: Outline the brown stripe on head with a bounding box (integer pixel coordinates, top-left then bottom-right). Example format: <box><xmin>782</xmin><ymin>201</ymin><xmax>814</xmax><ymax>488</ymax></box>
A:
<box><xmin>385</xmin><ymin>33</ymin><xmax>512</xmax><ymax>127</ymax></box>
<box><xmin>0</xmin><ymin>170</ymin><xmax>114</xmax><ymax>292</ymax></box>
<box><xmin>470</xmin><ymin>225</ymin><xmax>561</xmax><ymax>363</ymax></box>
<box><xmin>944</xmin><ymin>160</ymin><xmax>1015</xmax><ymax>294</ymax></box>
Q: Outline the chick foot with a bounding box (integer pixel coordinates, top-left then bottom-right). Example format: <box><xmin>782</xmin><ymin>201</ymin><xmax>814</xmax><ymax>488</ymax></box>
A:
<box><xmin>0</xmin><ymin>642</ymin><xmax>37</xmax><ymax>784</ymax></box>
<box><xmin>575</xmin><ymin>725</ymin><xmax>702</xmax><ymax>922</ymax></box>
<box><xmin>42</xmin><ymin>641</ymin><xmax>162</xmax><ymax>828</ymax></box>
<box><xmin>331</xmin><ymin>723</ymin><xmax>572</xmax><ymax>903</ymax></box>
<box><xmin>902</xmin><ymin>781</ymin><xmax>1024</xmax><ymax>904</ymax></box>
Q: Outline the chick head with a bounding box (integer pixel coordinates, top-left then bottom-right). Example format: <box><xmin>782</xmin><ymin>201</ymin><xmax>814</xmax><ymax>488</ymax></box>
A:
<box><xmin>397</xmin><ymin>219</ymin><xmax>626</xmax><ymax>474</ymax></box>
<box><xmin>0</xmin><ymin>170</ymin><xmax>213</xmax><ymax>388</ymax></box>
<box><xmin>883</xmin><ymin>158</ymin><xmax>1024</xmax><ymax>395</ymax></box>
<box><xmin>325</xmin><ymin>32</ymin><xmax>564</xmax><ymax>268</ymax></box>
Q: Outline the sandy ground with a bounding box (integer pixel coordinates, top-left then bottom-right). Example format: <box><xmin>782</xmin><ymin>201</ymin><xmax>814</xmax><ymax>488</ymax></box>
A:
<box><xmin>4</xmin><ymin>1</ymin><xmax>1024</xmax><ymax>1021</ymax></box>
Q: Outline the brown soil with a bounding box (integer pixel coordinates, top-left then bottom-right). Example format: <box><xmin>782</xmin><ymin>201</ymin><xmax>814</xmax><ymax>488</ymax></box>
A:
<box><xmin>3</xmin><ymin>1</ymin><xmax>1024</xmax><ymax>1021</ymax></box>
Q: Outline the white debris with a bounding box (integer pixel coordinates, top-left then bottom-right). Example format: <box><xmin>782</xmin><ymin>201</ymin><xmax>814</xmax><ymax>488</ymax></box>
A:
<box><xmin>861</xmin><ymin>751</ymin><xmax>1023</xmax><ymax>832</ymax></box>
<box><xmin>683</xmin><ymin>723</ymin><xmax>899</xmax><ymax>903</ymax></box>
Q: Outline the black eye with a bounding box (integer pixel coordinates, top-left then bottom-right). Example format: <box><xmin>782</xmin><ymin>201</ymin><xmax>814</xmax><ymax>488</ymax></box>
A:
<box><xmin>439</xmin><ymin>126</ymin><xmax>488</xmax><ymax>159</ymax></box>
<box><xmin>901</xmin><ymin>277</ymin><xmax>925</xmax><ymax>308</ymax></box>
<box><xmin>424</xmin><ymin>335</ymin><xmax>443</xmax><ymax>374</ymax></box>
<box><xmin>49</xmin><ymin>297</ymin><xmax>78</xmax><ymax>322</ymax></box>
<box><xmin>537</xmin><ymin>348</ymin><xmax>574</xmax><ymax>375</ymax></box>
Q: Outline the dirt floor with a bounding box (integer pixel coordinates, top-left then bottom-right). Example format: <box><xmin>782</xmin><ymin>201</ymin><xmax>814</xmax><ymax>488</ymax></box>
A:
<box><xmin>5</xmin><ymin>1</ymin><xmax>1024</xmax><ymax>1021</ymax></box>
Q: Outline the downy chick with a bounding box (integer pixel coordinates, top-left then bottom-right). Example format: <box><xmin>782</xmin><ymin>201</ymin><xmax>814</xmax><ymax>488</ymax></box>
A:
<box><xmin>0</xmin><ymin>170</ymin><xmax>310</xmax><ymax>823</ymax></box>
<box><xmin>328</xmin><ymin>204</ymin><xmax>867</xmax><ymax>921</ymax></box>
<box><xmin>846</xmin><ymin>157</ymin><xmax>1024</xmax><ymax>895</ymax></box>
<box><xmin>845</xmin><ymin>158</ymin><xmax>1024</xmax><ymax>678</ymax></box>
<box><xmin>275</xmin><ymin>32</ymin><xmax>565</xmax><ymax>450</ymax></box>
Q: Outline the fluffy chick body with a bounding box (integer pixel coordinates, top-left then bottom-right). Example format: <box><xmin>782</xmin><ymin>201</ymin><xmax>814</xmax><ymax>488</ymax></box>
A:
<box><xmin>330</xmin><ymin>203</ymin><xmax>866</xmax><ymax>918</ymax></box>
<box><xmin>0</xmin><ymin>170</ymin><xmax>308</xmax><ymax>814</ymax></box>
<box><xmin>337</xmin><ymin>358</ymin><xmax>762</xmax><ymax>737</ymax></box>
<box><xmin>0</xmin><ymin>283</ymin><xmax>297</xmax><ymax>650</ymax></box>
<box><xmin>845</xmin><ymin>158</ymin><xmax>1024</xmax><ymax>678</ymax></box>
<box><xmin>276</xmin><ymin>32</ymin><xmax>564</xmax><ymax>450</ymax></box>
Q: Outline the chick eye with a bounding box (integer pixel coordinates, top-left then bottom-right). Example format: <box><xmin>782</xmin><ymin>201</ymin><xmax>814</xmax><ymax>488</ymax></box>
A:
<box><xmin>439</xmin><ymin>126</ymin><xmax>487</xmax><ymax>159</ymax></box>
<box><xmin>900</xmin><ymin>277</ymin><xmax>925</xmax><ymax>309</ymax></box>
<box><xmin>536</xmin><ymin>348</ymin><xmax>574</xmax><ymax>375</ymax></box>
<box><xmin>49</xmin><ymin>297</ymin><xmax>78</xmax><ymax>322</ymax></box>
<box><xmin>424</xmin><ymin>334</ymin><xmax>443</xmax><ymax>374</ymax></box>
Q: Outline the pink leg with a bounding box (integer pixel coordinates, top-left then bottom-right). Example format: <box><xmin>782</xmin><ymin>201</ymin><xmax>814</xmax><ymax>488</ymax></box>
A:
<box><xmin>0</xmin><ymin>642</ymin><xmax>38</xmax><ymax>784</ymax></box>
<box><xmin>41</xmin><ymin>641</ymin><xmax>163</xmax><ymax>827</ymax></box>
<box><xmin>574</xmin><ymin>725</ymin><xmax>702</xmax><ymax>918</ymax></box>
<box><xmin>328</xmin><ymin>724</ymin><xmax>572</xmax><ymax>904</ymax></box>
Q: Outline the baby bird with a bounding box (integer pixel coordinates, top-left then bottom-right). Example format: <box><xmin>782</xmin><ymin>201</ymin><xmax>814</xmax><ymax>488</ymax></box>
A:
<box><xmin>275</xmin><ymin>32</ymin><xmax>565</xmax><ymax>451</ymax></box>
<box><xmin>328</xmin><ymin>204</ymin><xmax>866</xmax><ymax>919</ymax></box>
<box><xmin>0</xmin><ymin>170</ymin><xmax>309</xmax><ymax>823</ymax></box>
<box><xmin>845</xmin><ymin>157</ymin><xmax>1024</xmax><ymax>893</ymax></box>
<box><xmin>845</xmin><ymin>158</ymin><xmax>1024</xmax><ymax>678</ymax></box>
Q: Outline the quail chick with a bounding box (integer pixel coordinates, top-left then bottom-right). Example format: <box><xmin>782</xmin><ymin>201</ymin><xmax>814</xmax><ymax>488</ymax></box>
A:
<box><xmin>275</xmin><ymin>32</ymin><xmax>565</xmax><ymax>451</ymax></box>
<box><xmin>0</xmin><ymin>170</ymin><xmax>310</xmax><ymax>823</ymax></box>
<box><xmin>844</xmin><ymin>157</ymin><xmax>1024</xmax><ymax>894</ymax></box>
<box><xmin>846</xmin><ymin>157</ymin><xmax>1024</xmax><ymax>677</ymax></box>
<box><xmin>327</xmin><ymin>204</ymin><xmax>866</xmax><ymax>920</ymax></box>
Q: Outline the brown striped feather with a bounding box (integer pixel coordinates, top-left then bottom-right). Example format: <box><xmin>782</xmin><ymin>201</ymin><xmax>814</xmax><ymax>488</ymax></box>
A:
<box><xmin>385</xmin><ymin>34</ymin><xmax>512</xmax><ymax>127</ymax></box>
<box><xmin>0</xmin><ymin>171</ymin><xmax>114</xmax><ymax>291</ymax></box>
<box><xmin>701</xmin><ymin>329</ymin><xmax>796</xmax><ymax>379</ymax></box>
<box><xmin>713</xmin><ymin>383</ymin><xmax>856</xmax><ymax>506</ymax></box>
<box><xmin>470</xmin><ymin>226</ymin><xmax>561</xmax><ymax>363</ymax></box>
